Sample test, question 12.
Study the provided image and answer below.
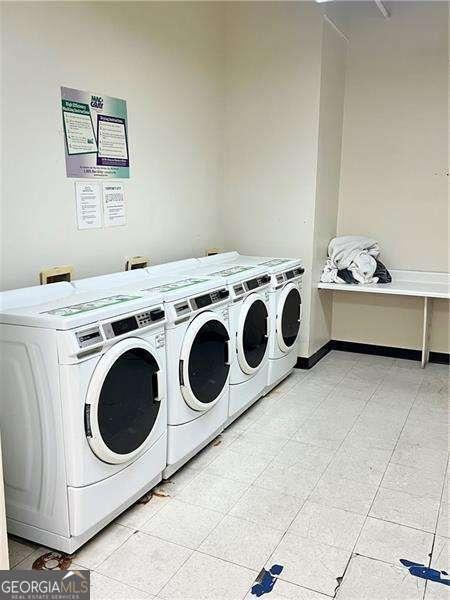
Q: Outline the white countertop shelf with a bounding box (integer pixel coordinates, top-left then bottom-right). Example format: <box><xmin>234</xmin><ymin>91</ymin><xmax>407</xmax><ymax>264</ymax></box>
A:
<box><xmin>318</xmin><ymin>269</ymin><xmax>450</xmax><ymax>299</ymax></box>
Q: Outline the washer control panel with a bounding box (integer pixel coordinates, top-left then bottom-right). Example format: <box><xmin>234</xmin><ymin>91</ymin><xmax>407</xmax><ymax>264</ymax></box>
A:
<box><xmin>175</xmin><ymin>301</ymin><xmax>190</xmax><ymax>316</ymax></box>
<box><xmin>273</xmin><ymin>266</ymin><xmax>305</xmax><ymax>287</ymax></box>
<box><xmin>285</xmin><ymin>267</ymin><xmax>304</xmax><ymax>280</ymax></box>
<box><xmin>103</xmin><ymin>306</ymin><xmax>165</xmax><ymax>339</ymax></box>
<box><xmin>136</xmin><ymin>308</ymin><xmax>165</xmax><ymax>327</ymax></box>
<box><xmin>191</xmin><ymin>288</ymin><xmax>229</xmax><ymax>310</ymax></box>
<box><xmin>76</xmin><ymin>326</ymin><xmax>102</xmax><ymax>348</ymax></box>
<box><xmin>244</xmin><ymin>274</ymin><xmax>271</xmax><ymax>292</ymax></box>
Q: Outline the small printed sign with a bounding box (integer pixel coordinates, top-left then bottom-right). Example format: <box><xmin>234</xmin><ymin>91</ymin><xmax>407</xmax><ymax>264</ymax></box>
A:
<box><xmin>103</xmin><ymin>182</ymin><xmax>126</xmax><ymax>227</ymax></box>
<box><xmin>75</xmin><ymin>182</ymin><xmax>102</xmax><ymax>230</ymax></box>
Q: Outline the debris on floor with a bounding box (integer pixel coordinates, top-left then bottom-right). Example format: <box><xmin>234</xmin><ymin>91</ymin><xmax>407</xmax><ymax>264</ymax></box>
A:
<box><xmin>32</xmin><ymin>551</ymin><xmax>72</xmax><ymax>570</ymax></box>
<box><xmin>251</xmin><ymin>564</ymin><xmax>284</xmax><ymax>596</ymax></box>
<box><xmin>137</xmin><ymin>490</ymin><xmax>154</xmax><ymax>504</ymax></box>
<box><xmin>334</xmin><ymin>575</ymin><xmax>344</xmax><ymax>594</ymax></box>
<box><xmin>153</xmin><ymin>489</ymin><xmax>170</xmax><ymax>498</ymax></box>
<box><xmin>212</xmin><ymin>436</ymin><xmax>222</xmax><ymax>447</ymax></box>
<box><xmin>400</xmin><ymin>559</ymin><xmax>450</xmax><ymax>586</ymax></box>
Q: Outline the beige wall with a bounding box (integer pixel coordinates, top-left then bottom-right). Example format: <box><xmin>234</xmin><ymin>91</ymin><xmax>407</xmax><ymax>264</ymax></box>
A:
<box><xmin>2</xmin><ymin>1</ymin><xmax>448</xmax><ymax>356</ymax></box>
<box><xmin>1</xmin><ymin>1</ymin><xmax>225</xmax><ymax>290</ymax></box>
<box><xmin>333</xmin><ymin>1</ymin><xmax>449</xmax><ymax>352</ymax></box>
<box><xmin>309</xmin><ymin>19</ymin><xmax>347</xmax><ymax>356</ymax></box>
<box><xmin>222</xmin><ymin>2</ymin><xmax>324</xmax><ymax>356</ymax></box>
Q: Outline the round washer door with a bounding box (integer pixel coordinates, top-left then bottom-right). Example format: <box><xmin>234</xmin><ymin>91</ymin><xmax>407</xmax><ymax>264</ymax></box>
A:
<box><xmin>276</xmin><ymin>283</ymin><xmax>301</xmax><ymax>353</ymax></box>
<box><xmin>237</xmin><ymin>294</ymin><xmax>269</xmax><ymax>375</ymax></box>
<box><xmin>85</xmin><ymin>338</ymin><xmax>162</xmax><ymax>464</ymax></box>
<box><xmin>180</xmin><ymin>311</ymin><xmax>230</xmax><ymax>411</ymax></box>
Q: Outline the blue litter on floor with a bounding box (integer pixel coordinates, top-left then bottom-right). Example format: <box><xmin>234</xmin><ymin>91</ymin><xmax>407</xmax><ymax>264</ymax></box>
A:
<box><xmin>400</xmin><ymin>559</ymin><xmax>450</xmax><ymax>586</ymax></box>
<box><xmin>251</xmin><ymin>564</ymin><xmax>284</xmax><ymax>597</ymax></box>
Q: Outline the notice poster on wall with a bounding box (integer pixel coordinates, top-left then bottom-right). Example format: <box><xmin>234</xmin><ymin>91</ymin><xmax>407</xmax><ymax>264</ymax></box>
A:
<box><xmin>61</xmin><ymin>87</ymin><xmax>130</xmax><ymax>179</ymax></box>
<box><xmin>75</xmin><ymin>182</ymin><xmax>102</xmax><ymax>229</ymax></box>
<box><xmin>103</xmin><ymin>182</ymin><xmax>127</xmax><ymax>227</ymax></box>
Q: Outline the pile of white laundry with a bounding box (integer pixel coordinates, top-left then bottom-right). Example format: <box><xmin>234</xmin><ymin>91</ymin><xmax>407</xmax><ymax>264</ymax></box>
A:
<box><xmin>321</xmin><ymin>236</ymin><xmax>385</xmax><ymax>284</ymax></box>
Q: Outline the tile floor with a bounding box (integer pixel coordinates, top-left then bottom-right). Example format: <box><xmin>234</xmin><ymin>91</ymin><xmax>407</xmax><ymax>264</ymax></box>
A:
<box><xmin>8</xmin><ymin>351</ymin><xmax>449</xmax><ymax>600</ymax></box>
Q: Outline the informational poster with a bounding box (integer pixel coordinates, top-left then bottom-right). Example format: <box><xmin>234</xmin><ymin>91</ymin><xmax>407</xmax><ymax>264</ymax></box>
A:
<box><xmin>62</xmin><ymin>87</ymin><xmax>129</xmax><ymax>179</ymax></box>
<box><xmin>75</xmin><ymin>182</ymin><xmax>102</xmax><ymax>229</ymax></box>
<box><xmin>103</xmin><ymin>182</ymin><xmax>126</xmax><ymax>227</ymax></box>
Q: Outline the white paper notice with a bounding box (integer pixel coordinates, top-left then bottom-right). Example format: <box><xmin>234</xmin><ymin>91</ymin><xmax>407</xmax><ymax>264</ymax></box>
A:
<box><xmin>75</xmin><ymin>182</ymin><xmax>102</xmax><ymax>229</ymax></box>
<box><xmin>103</xmin><ymin>182</ymin><xmax>126</xmax><ymax>227</ymax></box>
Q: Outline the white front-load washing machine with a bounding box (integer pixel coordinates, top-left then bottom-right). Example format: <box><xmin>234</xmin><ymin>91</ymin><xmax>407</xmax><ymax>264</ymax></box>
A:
<box><xmin>219</xmin><ymin>267</ymin><xmax>271</xmax><ymax>424</ymax></box>
<box><xmin>198</xmin><ymin>252</ymin><xmax>304</xmax><ymax>392</ymax></box>
<box><xmin>0</xmin><ymin>286</ymin><xmax>167</xmax><ymax>553</ymax></box>
<box><xmin>74</xmin><ymin>270</ymin><xmax>232</xmax><ymax>478</ymax></box>
<box><xmin>148</xmin><ymin>261</ymin><xmax>272</xmax><ymax>424</ymax></box>
<box><xmin>140</xmin><ymin>274</ymin><xmax>231</xmax><ymax>477</ymax></box>
<box><xmin>257</xmin><ymin>260</ymin><xmax>304</xmax><ymax>391</ymax></box>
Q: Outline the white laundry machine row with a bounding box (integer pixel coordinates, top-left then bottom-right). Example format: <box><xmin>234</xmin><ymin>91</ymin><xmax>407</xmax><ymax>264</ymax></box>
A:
<box><xmin>146</xmin><ymin>260</ymin><xmax>272</xmax><ymax>424</ymax></box>
<box><xmin>0</xmin><ymin>284</ymin><xmax>168</xmax><ymax>553</ymax></box>
<box><xmin>73</xmin><ymin>271</ymin><xmax>232</xmax><ymax>479</ymax></box>
<box><xmin>198</xmin><ymin>252</ymin><xmax>304</xmax><ymax>392</ymax></box>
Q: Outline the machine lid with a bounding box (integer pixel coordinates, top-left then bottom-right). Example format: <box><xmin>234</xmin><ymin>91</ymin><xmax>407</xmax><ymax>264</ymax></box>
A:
<box><xmin>208</xmin><ymin>265</ymin><xmax>255</xmax><ymax>277</ymax></box>
<box><xmin>140</xmin><ymin>275</ymin><xmax>224</xmax><ymax>302</ymax></box>
<box><xmin>276</xmin><ymin>283</ymin><xmax>301</xmax><ymax>353</ymax></box>
<box><xmin>209</xmin><ymin>253</ymin><xmax>303</xmax><ymax>275</ymax></box>
<box><xmin>0</xmin><ymin>288</ymin><xmax>165</xmax><ymax>330</ymax></box>
<box><xmin>202</xmin><ymin>264</ymin><xmax>271</xmax><ymax>285</ymax></box>
<box><xmin>179</xmin><ymin>311</ymin><xmax>230</xmax><ymax>411</ymax></box>
<box><xmin>197</xmin><ymin>251</ymin><xmax>239</xmax><ymax>266</ymax></box>
<box><xmin>237</xmin><ymin>294</ymin><xmax>269</xmax><ymax>374</ymax></box>
<box><xmin>85</xmin><ymin>338</ymin><xmax>162</xmax><ymax>464</ymax></box>
<box><xmin>146</xmin><ymin>259</ymin><xmax>199</xmax><ymax>277</ymax></box>
<box><xmin>0</xmin><ymin>281</ymin><xmax>74</xmax><ymax>311</ymax></box>
<box><xmin>198</xmin><ymin>252</ymin><xmax>304</xmax><ymax>277</ymax></box>
<box><xmin>72</xmin><ymin>269</ymin><xmax>150</xmax><ymax>292</ymax></box>
<box><xmin>253</xmin><ymin>256</ymin><xmax>304</xmax><ymax>274</ymax></box>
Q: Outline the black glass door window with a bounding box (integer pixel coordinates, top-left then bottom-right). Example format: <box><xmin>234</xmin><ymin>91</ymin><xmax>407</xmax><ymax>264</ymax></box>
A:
<box><xmin>281</xmin><ymin>288</ymin><xmax>301</xmax><ymax>347</ymax></box>
<box><xmin>97</xmin><ymin>348</ymin><xmax>160</xmax><ymax>455</ymax></box>
<box><xmin>242</xmin><ymin>299</ymin><xmax>268</xmax><ymax>368</ymax></box>
<box><xmin>188</xmin><ymin>320</ymin><xmax>229</xmax><ymax>404</ymax></box>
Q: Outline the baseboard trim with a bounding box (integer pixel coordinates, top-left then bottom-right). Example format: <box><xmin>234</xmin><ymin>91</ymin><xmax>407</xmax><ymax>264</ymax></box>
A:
<box><xmin>296</xmin><ymin>340</ymin><xmax>449</xmax><ymax>369</ymax></box>
<box><xmin>332</xmin><ymin>340</ymin><xmax>450</xmax><ymax>365</ymax></box>
<box><xmin>296</xmin><ymin>340</ymin><xmax>333</xmax><ymax>369</ymax></box>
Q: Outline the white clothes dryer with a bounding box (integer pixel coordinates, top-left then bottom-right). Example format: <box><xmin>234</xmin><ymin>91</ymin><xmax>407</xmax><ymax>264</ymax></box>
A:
<box><xmin>198</xmin><ymin>253</ymin><xmax>304</xmax><ymax>392</ymax></box>
<box><xmin>0</xmin><ymin>286</ymin><xmax>167</xmax><ymax>553</ymax></box>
